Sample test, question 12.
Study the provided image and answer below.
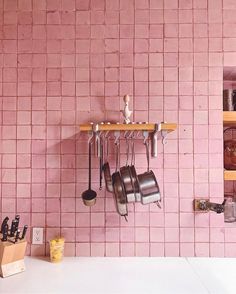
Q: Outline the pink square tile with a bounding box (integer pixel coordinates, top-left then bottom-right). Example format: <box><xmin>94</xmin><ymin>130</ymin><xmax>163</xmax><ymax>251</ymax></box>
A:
<box><xmin>106</xmin><ymin>228</ymin><xmax>119</xmax><ymax>242</ymax></box>
<box><xmin>165</xmin><ymin>243</ymin><xmax>179</xmax><ymax>257</ymax></box>
<box><xmin>135</xmin><ymin>228</ymin><xmax>149</xmax><ymax>242</ymax></box>
<box><xmin>46</xmin><ymin>213</ymin><xmax>60</xmax><ymax>227</ymax></box>
<box><xmin>135</xmin><ymin>243</ymin><xmax>150</xmax><ymax>257</ymax></box>
<box><xmin>91</xmin><ymin>243</ymin><xmax>105</xmax><ymax>257</ymax></box>
<box><xmin>105</xmin><ymin>243</ymin><xmax>120</xmax><ymax>257</ymax></box>
<box><xmin>120</xmin><ymin>243</ymin><xmax>135</xmax><ymax>257</ymax></box>
<box><xmin>180</xmin><ymin>243</ymin><xmax>194</xmax><ymax>257</ymax></box>
<box><xmin>64</xmin><ymin>243</ymin><xmax>76</xmax><ymax>257</ymax></box>
<box><xmin>120</xmin><ymin>228</ymin><xmax>135</xmax><ymax>242</ymax></box>
<box><xmin>91</xmin><ymin>228</ymin><xmax>105</xmax><ymax>242</ymax></box>
<box><xmin>76</xmin><ymin>243</ymin><xmax>90</xmax><ymax>257</ymax></box>
<box><xmin>195</xmin><ymin>243</ymin><xmax>209</xmax><ymax>257</ymax></box>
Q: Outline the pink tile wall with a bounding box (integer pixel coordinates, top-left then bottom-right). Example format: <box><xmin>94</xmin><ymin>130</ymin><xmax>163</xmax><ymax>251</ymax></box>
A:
<box><xmin>0</xmin><ymin>0</ymin><xmax>232</xmax><ymax>257</ymax></box>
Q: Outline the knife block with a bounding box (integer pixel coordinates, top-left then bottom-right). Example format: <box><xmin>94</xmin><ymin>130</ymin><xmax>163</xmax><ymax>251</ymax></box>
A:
<box><xmin>0</xmin><ymin>235</ymin><xmax>27</xmax><ymax>278</ymax></box>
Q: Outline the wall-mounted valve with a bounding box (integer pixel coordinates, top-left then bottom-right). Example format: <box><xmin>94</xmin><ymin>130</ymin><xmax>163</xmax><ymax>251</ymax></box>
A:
<box><xmin>194</xmin><ymin>199</ymin><xmax>226</xmax><ymax>214</ymax></box>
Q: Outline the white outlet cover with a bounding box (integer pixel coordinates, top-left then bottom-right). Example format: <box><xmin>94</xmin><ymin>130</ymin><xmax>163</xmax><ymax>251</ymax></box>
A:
<box><xmin>32</xmin><ymin>227</ymin><xmax>44</xmax><ymax>245</ymax></box>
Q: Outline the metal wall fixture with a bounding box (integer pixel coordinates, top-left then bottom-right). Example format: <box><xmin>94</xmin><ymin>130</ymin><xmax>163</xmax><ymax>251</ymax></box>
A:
<box><xmin>79</xmin><ymin>95</ymin><xmax>177</xmax><ymax>219</ymax></box>
<box><xmin>193</xmin><ymin>199</ymin><xmax>226</xmax><ymax>214</ymax></box>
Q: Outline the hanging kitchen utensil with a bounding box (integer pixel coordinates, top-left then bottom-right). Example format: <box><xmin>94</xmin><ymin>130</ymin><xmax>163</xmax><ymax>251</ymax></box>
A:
<box><xmin>112</xmin><ymin>131</ymin><xmax>128</xmax><ymax>220</ymax></box>
<box><xmin>137</xmin><ymin>131</ymin><xmax>161</xmax><ymax>206</ymax></box>
<box><xmin>103</xmin><ymin>131</ymin><xmax>113</xmax><ymax>193</ymax></box>
<box><xmin>99</xmin><ymin>132</ymin><xmax>103</xmax><ymax>190</ymax></box>
<box><xmin>120</xmin><ymin>132</ymin><xmax>136</xmax><ymax>203</ymax></box>
<box><xmin>82</xmin><ymin>133</ymin><xmax>97</xmax><ymax>206</ymax></box>
<box><xmin>129</xmin><ymin>133</ymin><xmax>141</xmax><ymax>202</ymax></box>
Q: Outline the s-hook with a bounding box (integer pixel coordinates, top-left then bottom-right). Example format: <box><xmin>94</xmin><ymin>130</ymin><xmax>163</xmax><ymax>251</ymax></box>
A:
<box><xmin>160</xmin><ymin>122</ymin><xmax>168</xmax><ymax>145</ymax></box>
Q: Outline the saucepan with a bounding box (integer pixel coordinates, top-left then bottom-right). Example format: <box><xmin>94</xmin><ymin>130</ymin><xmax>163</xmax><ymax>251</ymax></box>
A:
<box><xmin>120</xmin><ymin>132</ymin><xmax>136</xmax><ymax>203</ymax></box>
<box><xmin>137</xmin><ymin>131</ymin><xmax>161</xmax><ymax>206</ymax></box>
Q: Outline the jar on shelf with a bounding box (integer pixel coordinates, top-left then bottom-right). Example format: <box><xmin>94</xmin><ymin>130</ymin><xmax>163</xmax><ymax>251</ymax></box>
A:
<box><xmin>224</xmin><ymin>196</ymin><xmax>236</xmax><ymax>223</ymax></box>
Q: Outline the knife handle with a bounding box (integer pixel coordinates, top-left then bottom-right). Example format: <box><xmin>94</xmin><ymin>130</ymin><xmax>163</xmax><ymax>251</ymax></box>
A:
<box><xmin>21</xmin><ymin>225</ymin><xmax>28</xmax><ymax>240</ymax></box>
<box><xmin>1</xmin><ymin>216</ymin><xmax>9</xmax><ymax>233</ymax></box>
<box><xmin>1</xmin><ymin>223</ymin><xmax>8</xmax><ymax>241</ymax></box>
<box><xmin>15</xmin><ymin>229</ymin><xmax>20</xmax><ymax>243</ymax></box>
<box><xmin>14</xmin><ymin>215</ymin><xmax>20</xmax><ymax>231</ymax></box>
<box><xmin>10</xmin><ymin>220</ymin><xmax>17</xmax><ymax>237</ymax></box>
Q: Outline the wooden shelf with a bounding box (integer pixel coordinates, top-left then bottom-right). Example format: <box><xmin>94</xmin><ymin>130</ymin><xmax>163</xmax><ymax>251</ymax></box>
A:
<box><xmin>224</xmin><ymin>170</ymin><xmax>236</xmax><ymax>180</ymax></box>
<box><xmin>223</xmin><ymin>111</ymin><xmax>236</xmax><ymax>125</ymax></box>
<box><xmin>79</xmin><ymin>122</ymin><xmax>177</xmax><ymax>133</ymax></box>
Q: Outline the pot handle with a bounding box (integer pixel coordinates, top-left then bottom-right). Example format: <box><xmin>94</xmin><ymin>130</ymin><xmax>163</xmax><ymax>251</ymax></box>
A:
<box><xmin>143</xmin><ymin>131</ymin><xmax>150</xmax><ymax>172</ymax></box>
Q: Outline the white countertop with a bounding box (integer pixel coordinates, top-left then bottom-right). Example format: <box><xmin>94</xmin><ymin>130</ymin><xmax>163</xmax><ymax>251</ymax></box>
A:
<box><xmin>1</xmin><ymin>257</ymin><xmax>236</xmax><ymax>294</ymax></box>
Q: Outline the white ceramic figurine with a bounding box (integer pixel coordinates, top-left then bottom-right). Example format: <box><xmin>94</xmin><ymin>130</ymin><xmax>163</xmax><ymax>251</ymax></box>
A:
<box><xmin>121</xmin><ymin>94</ymin><xmax>132</xmax><ymax>124</ymax></box>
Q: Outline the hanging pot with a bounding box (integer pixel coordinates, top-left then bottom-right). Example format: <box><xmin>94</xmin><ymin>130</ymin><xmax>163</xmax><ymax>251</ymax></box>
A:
<box><xmin>137</xmin><ymin>133</ymin><xmax>161</xmax><ymax>205</ymax></box>
<box><xmin>120</xmin><ymin>134</ymin><xmax>136</xmax><ymax>203</ymax></box>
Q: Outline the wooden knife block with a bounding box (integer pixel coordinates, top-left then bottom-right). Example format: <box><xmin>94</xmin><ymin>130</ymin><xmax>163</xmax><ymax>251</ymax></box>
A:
<box><xmin>0</xmin><ymin>235</ymin><xmax>27</xmax><ymax>278</ymax></box>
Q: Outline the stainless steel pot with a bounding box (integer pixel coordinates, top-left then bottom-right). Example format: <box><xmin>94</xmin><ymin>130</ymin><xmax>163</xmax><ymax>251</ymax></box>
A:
<box><xmin>119</xmin><ymin>135</ymin><xmax>136</xmax><ymax>203</ymax></box>
<box><xmin>120</xmin><ymin>166</ymin><xmax>135</xmax><ymax>203</ymax></box>
<box><xmin>137</xmin><ymin>134</ymin><xmax>161</xmax><ymax>205</ymax></box>
<box><xmin>137</xmin><ymin>170</ymin><xmax>161</xmax><ymax>204</ymax></box>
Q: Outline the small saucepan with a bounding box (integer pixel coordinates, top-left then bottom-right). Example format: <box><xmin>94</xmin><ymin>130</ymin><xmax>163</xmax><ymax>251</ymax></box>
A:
<box><xmin>137</xmin><ymin>133</ymin><xmax>161</xmax><ymax>206</ymax></box>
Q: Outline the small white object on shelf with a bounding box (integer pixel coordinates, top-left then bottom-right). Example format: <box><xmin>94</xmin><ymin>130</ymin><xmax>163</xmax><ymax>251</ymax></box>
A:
<box><xmin>121</xmin><ymin>94</ymin><xmax>132</xmax><ymax>124</ymax></box>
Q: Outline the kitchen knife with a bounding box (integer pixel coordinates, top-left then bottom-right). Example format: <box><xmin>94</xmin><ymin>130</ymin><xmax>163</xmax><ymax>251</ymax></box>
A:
<box><xmin>10</xmin><ymin>220</ymin><xmax>17</xmax><ymax>237</ymax></box>
<box><xmin>21</xmin><ymin>225</ymin><xmax>28</xmax><ymax>240</ymax></box>
<box><xmin>1</xmin><ymin>223</ymin><xmax>8</xmax><ymax>242</ymax></box>
<box><xmin>14</xmin><ymin>215</ymin><xmax>20</xmax><ymax>232</ymax></box>
<box><xmin>0</xmin><ymin>216</ymin><xmax>9</xmax><ymax>233</ymax></box>
<box><xmin>15</xmin><ymin>229</ymin><xmax>21</xmax><ymax>243</ymax></box>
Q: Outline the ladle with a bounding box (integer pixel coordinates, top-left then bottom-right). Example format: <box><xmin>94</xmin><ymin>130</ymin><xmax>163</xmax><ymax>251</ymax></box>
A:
<box><xmin>82</xmin><ymin>134</ymin><xmax>97</xmax><ymax>206</ymax></box>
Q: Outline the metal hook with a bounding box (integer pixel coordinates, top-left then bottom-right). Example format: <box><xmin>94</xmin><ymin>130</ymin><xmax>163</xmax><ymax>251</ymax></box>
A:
<box><xmin>114</xmin><ymin>130</ymin><xmax>120</xmax><ymax>145</ymax></box>
<box><xmin>160</xmin><ymin>121</ymin><xmax>168</xmax><ymax>145</ymax></box>
<box><xmin>161</xmin><ymin>130</ymin><xmax>168</xmax><ymax>145</ymax></box>
<box><xmin>88</xmin><ymin>131</ymin><xmax>94</xmax><ymax>144</ymax></box>
<box><xmin>142</xmin><ymin>130</ymin><xmax>149</xmax><ymax>144</ymax></box>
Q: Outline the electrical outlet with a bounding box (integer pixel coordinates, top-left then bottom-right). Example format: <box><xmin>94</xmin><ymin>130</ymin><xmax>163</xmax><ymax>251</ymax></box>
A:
<box><xmin>32</xmin><ymin>228</ymin><xmax>44</xmax><ymax>245</ymax></box>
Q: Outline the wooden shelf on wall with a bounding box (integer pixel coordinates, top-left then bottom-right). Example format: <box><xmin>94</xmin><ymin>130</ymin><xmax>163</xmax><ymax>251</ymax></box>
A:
<box><xmin>224</xmin><ymin>170</ymin><xmax>236</xmax><ymax>180</ymax></box>
<box><xmin>79</xmin><ymin>122</ymin><xmax>177</xmax><ymax>133</ymax></box>
<box><xmin>223</xmin><ymin>111</ymin><xmax>236</xmax><ymax>125</ymax></box>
